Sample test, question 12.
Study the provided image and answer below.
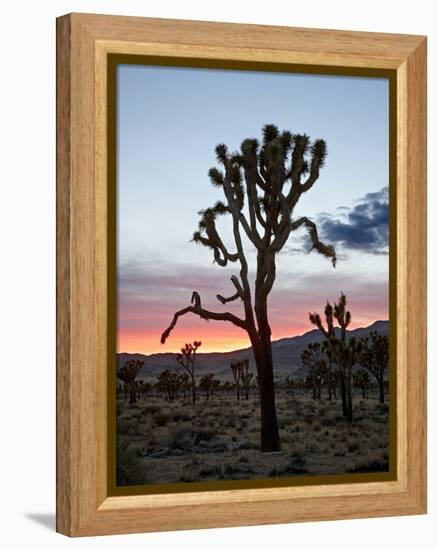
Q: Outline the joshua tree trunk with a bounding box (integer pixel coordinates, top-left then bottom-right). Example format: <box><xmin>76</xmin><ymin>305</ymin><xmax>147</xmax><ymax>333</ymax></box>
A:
<box><xmin>253</xmin><ymin>275</ymin><xmax>280</xmax><ymax>451</ymax></box>
<box><xmin>129</xmin><ymin>382</ymin><xmax>136</xmax><ymax>404</ymax></box>
<box><xmin>345</xmin><ymin>369</ymin><xmax>353</xmax><ymax>423</ymax></box>
<box><xmin>252</xmin><ymin>333</ymin><xmax>280</xmax><ymax>452</ymax></box>
<box><xmin>339</xmin><ymin>370</ymin><xmax>347</xmax><ymax>418</ymax></box>
<box><xmin>379</xmin><ymin>376</ymin><xmax>384</xmax><ymax>404</ymax></box>
<box><xmin>327</xmin><ymin>362</ymin><xmax>333</xmax><ymax>401</ymax></box>
<box><xmin>191</xmin><ymin>374</ymin><xmax>196</xmax><ymax>404</ymax></box>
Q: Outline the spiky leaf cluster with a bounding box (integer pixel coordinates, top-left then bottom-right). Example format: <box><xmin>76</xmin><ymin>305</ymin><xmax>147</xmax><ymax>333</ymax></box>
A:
<box><xmin>193</xmin><ymin>123</ymin><xmax>335</xmax><ymax>268</ymax></box>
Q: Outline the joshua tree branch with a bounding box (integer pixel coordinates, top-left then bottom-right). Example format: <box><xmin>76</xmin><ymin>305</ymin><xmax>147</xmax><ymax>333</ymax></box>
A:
<box><xmin>161</xmin><ymin>299</ymin><xmax>247</xmax><ymax>344</ymax></box>
<box><xmin>217</xmin><ymin>274</ymin><xmax>244</xmax><ymax>304</ymax></box>
<box><xmin>290</xmin><ymin>216</ymin><xmax>337</xmax><ymax>267</ymax></box>
<box><xmin>222</xmin><ymin>171</ymin><xmax>263</xmax><ymax>250</ymax></box>
<box><xmin>216</xmin><ymin>291</ymin><xmax>240</xmax><ymax>304</ymax></box>
<box><xmin>193</xmin><ymin>222</ymin><xmax>239</xmax><ymax>266</ymax></box>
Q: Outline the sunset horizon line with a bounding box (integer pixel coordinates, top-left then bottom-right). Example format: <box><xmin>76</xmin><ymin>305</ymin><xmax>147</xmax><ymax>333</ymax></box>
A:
<box><xmin>117</xmin><ymin>318</ymin><xmax>389</xmax><ymax>357</ymax></box>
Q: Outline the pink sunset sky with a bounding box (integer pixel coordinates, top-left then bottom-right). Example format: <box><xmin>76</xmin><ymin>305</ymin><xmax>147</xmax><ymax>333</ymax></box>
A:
<box><xmin>116</xmin><ymin>66</ymin><xmax>389</xmax><ymax>355</ymax></box>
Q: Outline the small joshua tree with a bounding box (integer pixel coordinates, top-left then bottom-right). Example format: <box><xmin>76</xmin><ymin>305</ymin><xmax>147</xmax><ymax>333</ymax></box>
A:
<box><xmin>117</xmin><ymin>359</ymin><xmax>144</xmax><ymax>404</ymax></box>
<box><xmin>199</xmin><ymin>373</ymin><xmax>215</xmax><ymax>400</ymax></box>
<box><xmin>332</xmin><ymin>336</ymin><xmax>362</xmax><ymax>421</ymax></box>
<box><xmin>211</xmin><ymin>378</ymin><xmax>221</xmax><ymax>399</ymax></box>
<box><xmin>240</xmin><ymin>359</ymin><xmax>253</xmax><ymax>400</ymax></box>
<box><xmin>176</xmin><ymin>341</ymin><xmax>201</xmax><ymax>404</ymax></box>
<box><xmin>301</xmin><ymin>342</ymin><xmax>326</xmax><ymax>400</ymax></box>
<box><xmin>310</xmin><ymin>294</ymin><xmax>348</xmax><ymax>415</ymax></box>
<box><xmin>310</xmin><ymin>293</ymin><xmax>361</xmax><ymax>422</ymax></box>
<box><xmin>222</xmin><ymin>380</ymin><xmax>232</xmax><ymax>393</ymax></box>
<box><xmin>156</xmin><ymin>369</ymin><xmax>180</xmax><ymax>401</ymax></box>
<box><xmin>353</xmin><ymin>368</ymin><xmax>371</xmax><ymax>399</ymax></box>
<box><xmin>359</xmin><ymin>331</ymin><xmax>389</xmax><ymax>403</ymax></box>
<box><xmin>161</xmin><ymin>124</ymin><xmax>336</xmax><ymax>452</ymax></box>
<box><xmin>284</xmin><ymin>376</ymin><xmax>295</xmax><ymax>397</ymax></box>
<box><xmin>321</xmin><ymin>340</ymin><xmax>337</xmax><ymax>401</ymax></box>
<box><xmin>230</xmin><ymin>361</ymin><xmax>243</xmax><ymax>401</ymax></box>
<box><xmin>179</xmin><ymin>372</ymin><xmax>190</xmax><ymax>400</ymax></box>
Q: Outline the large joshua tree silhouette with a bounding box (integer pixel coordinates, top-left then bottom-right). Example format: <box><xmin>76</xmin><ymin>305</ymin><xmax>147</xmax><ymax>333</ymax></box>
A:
<box><xmin>161</xmin><ymin>124</ymin><xmax>336</xmax><ymax>451</ymax></box>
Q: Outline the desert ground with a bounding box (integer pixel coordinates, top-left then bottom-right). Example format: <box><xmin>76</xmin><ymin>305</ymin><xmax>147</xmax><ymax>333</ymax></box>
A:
<box><xmin>116</xmin><ymin>384</ymin><xmax>389</xmax><ymax>486</ymax></box>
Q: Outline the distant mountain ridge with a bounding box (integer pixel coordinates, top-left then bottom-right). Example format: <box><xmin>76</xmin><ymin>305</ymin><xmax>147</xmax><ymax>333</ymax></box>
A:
<box><xmin>117</xmin><ymin>320</ymin><xmax>388</xmax><ymax>381</ymax></box>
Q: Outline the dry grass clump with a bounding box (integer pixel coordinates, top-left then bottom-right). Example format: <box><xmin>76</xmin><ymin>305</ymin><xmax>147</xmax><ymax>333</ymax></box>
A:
<box><xmin>152</xmin><ymin>409</ymin><xmax>171</xmax><ymax>427</ymax></box>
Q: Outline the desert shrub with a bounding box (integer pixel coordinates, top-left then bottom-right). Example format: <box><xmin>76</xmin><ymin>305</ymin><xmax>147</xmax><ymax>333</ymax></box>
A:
<box><xmin>143</xmin><ymin>404</ymin><xmax>161</xmax><ymax>415</ymax></box>
<box><xmin>180</xmin><ymin>459</ymin><xmax>200</xmax><ymax>482</ymax></box>
<box><xmin>172</xmin><ymin>411</ymin><xmax>192</xmax><ymax>422</ymax></box>
<box><xmin>372</xmin><ymin>416</ymin><xmax>388</xmax><ymax>424</ymax></box>
<box><xmin>194</xmin><ymin>429</ymin><xmax>216</xmax><ymax>443</ymax></box>
<box><xmin>224</xmin><ymin>414</ymin><xmax>238</xmax><ymax>428</ymax></box>
<box><xmin>116</xmin><ymin>444</ymin><xmax>142</xmax><ymax>485</ymax></box>
<box><xmin>321</xmin><ymin>413</ymin><xmax>344</xmax><ymax>427</ymax></box>
<box><xmin>348</xmin><ymin>455</ymin><xmax>389</xmax><ymax>473</ymax></box>
<box><xmin>117</xmin><ymin>419</ymin><xmax>142</xmax><ymax>436</ymax></box>
<box><xmin>269</xmin><ymin>458</ymin><xmax>308</xmax><ymax>477</ymax></box>
<box><xmin>152</xmin><ymin>410</ymin><xmax>171</xmax><ymax>427</ymax></box>
<box><xmin>281</xmin><ymin>432</ymin><xmax>295</xmax><ymax>446</ymax></box>
<box><xmin>286</xmin><ymin>463</ymin><xmax>309</xmax><ymax>474</ymax></box>
<box><xmin>374</xmin><ymin>403</ymin><xmax>389</xmax><ymax>414</ymax></box>
<box><xmin>238</xmin><ymin>439</ymin><xmax>257</xmax><ymax>450</ymax></box>
<box><xmin>289</xmin><ymin>446</ymin><xmax>307</xmax><ymax>467</ymax></box>
<box><xmin>277</xmin><ymin>415</ymin><xmax>292</xmax><ymax>429</ymax></box>
<box><xmin>169</xmin><ymin>426</ymin><xmax>195</xmax><ymax>450</ymax></box>
<box><xmin>199</xmin><ymin>464</ymin><xmax>217</xmax><ymax>477</ymax></box>
<box><xmin>347</xmin><ymin>440</ymin><xmax>360</xmax><ymax>453</ymax></box>
<box><xmin>223</xmin><ymin>464</ymin><xmax>246</xmax><ymax>475</ymax></box>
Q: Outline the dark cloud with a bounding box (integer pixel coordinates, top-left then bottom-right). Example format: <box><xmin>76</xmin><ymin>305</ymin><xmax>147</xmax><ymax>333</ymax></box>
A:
<box><xmin>319</xmin><ymin>187</ymin><xmax>389</xmax><ymax>255</ymax></box>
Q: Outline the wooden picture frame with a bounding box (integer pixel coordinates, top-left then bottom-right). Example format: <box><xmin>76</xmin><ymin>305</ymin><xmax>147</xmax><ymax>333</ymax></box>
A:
<box><xmin>56</xmin><ymin>13</ymin><xmax>427</xmax><ymax>536</ymax></box>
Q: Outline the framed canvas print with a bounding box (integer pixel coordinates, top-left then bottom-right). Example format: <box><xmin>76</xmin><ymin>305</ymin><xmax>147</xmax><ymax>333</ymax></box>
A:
<box><xmin>56</xmin><ymin>13</ymin><xmax>427</xmax><ymax>536</ymax></box>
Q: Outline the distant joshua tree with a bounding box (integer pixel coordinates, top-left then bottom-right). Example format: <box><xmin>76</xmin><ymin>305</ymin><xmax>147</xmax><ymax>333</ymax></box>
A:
<box><xmin>117</xmin><ymin>359</ymin><xmax>144</xmax><ymax>404</ymax></box>
<box><xmin>301</xmin><ymin>342</ymin><xmax>326</xmax><ymax>400</ymax></box>
<box><xmin>199</xmin><ymin>373</ymin><xmax>215</xmax><ymax>400</ymax></box>
<box><xmin>179</xmin><ymin>372</ymin><xmax>191</xmax><ymax>400</ymax></box>
<box><xmin>353</xmin><ymin>369</ymin><xmax>372</xmax><ymax>399</ymax></box>
<box><xmin>161</xmin><ymin>124</ymin><xmax>336</xmax><ymax>452</ymax></box>
<box><xmin>359</xmin><ymin>331</ymin><xmax>389</xmax><ymax>403</ymax></box>
<box><xmin>309</xmin><ymin>293</ymin><xmax>361</xmax><ymax>422</ymax></box>
<box><xmin>240</xmin><ymin>359</ymin><xmax>253</xmax><ymax>400</ymax></box>
<box><xmin>230</xmin><ymin>361</ymin><xmax>243</xmax><ymax>401</ymax></box>
<box><xmin>211</xmin><ymin>378</ymin><xmax>221</xmax><ymax>398</ymax></box>
<box><xmin>176</xmin><ymin>341</ymin><xmax>201</xmax><ymax>404</ymax></box>
<box><xmin>156</xmin><ymin>369</ymin><xmax>180</xmax><ymax>401</ymax></box>
<box><xmin>284</xmin><ymin>376</ymin><xmax>295</xmax><ymax>397</ymax></box>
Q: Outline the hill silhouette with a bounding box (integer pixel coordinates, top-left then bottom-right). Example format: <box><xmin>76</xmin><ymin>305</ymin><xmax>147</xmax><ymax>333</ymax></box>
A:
<box><xmin>117</xmin><ymin>320</ymin><xmax>388</xmax><ymax>381</ymax></box>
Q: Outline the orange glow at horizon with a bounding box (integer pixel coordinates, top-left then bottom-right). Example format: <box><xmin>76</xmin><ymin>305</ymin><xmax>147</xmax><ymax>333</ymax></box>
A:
<box><xmin>117</xmin><ymin>316</ymin><xmax>383</xmax><ymax>355</ymax></box>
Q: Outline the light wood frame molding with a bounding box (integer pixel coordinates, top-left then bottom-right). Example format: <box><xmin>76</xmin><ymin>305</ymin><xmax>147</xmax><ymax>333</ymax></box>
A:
<box><xmin>56</xmin><ymin>13</ymin><xmax>427</xmax><ymax>537</ymax></box>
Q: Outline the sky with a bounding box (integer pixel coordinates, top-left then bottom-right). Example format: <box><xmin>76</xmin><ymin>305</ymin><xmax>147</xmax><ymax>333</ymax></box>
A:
<box><xmin>116</xmin><ymin>64</ymin><xmax>389</xmax><ymax>354</ymax></box>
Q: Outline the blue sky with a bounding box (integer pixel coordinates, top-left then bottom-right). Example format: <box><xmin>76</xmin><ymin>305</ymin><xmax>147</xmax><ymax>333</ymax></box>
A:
<box><xmin>116</xmin><ymin>64</ymin><xmax>390</xmax><ymax>353</ymax></box>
